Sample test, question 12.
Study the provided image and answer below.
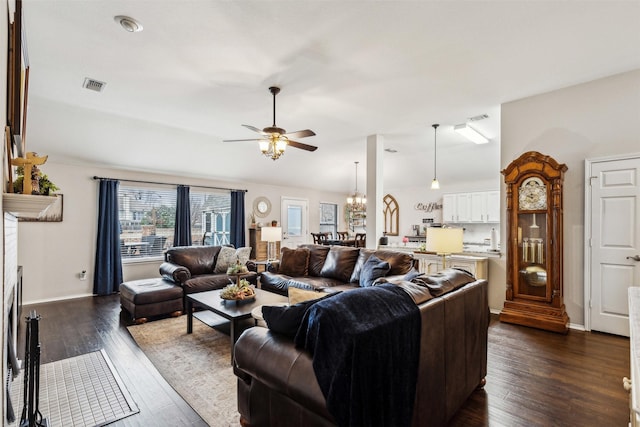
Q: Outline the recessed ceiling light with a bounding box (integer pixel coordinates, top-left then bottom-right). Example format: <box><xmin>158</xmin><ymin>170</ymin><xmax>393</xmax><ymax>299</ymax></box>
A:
<box><xmin>114</xmin><ymin>15</ymin><xmax>143</xmax><ymax>33</ymax></box>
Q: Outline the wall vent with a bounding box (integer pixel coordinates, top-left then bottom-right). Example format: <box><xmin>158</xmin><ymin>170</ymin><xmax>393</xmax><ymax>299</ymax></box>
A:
<box><xmin>83</xmin><ymin>78</ymin><xmax>106</xmax><ymax>92</ymax></box>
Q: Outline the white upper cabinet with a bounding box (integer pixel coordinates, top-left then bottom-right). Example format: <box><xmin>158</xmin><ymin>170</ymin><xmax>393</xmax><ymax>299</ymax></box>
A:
<box><xmin>442</xmin><ymin>190</ymin><xmax>500</xmax><ymax>223</ymax></box>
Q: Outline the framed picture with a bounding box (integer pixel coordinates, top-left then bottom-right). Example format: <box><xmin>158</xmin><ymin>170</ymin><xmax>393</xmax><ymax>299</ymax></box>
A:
<box><xmin>19</xmin><ymin>194</ymin><xmax>63</xmax><ymax>222</ymax></box>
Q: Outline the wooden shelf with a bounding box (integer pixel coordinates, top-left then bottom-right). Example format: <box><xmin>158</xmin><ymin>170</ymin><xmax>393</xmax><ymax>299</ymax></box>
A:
<box><xmin>3</xmin><ymin>193</ymin><xmax>58</xmax><ymax>218</ymax></box>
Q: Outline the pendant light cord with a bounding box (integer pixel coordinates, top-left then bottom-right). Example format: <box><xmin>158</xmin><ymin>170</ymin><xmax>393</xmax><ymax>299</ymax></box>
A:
<box><xmin>432</xmin><ymin>124</ymin><xmax>439</xmax><ymax>180</ymax></box>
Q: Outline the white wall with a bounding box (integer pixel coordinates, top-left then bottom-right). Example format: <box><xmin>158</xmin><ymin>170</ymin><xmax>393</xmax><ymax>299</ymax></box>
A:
<box><xmin>17</xmin><ymin>161</ymin><xmax>345</xmax><ymax>304</ymax></box>
<box><xmin>501</xmin><ymin>69</ymin><xmax>640</xmax><ymax>327</ymax></box>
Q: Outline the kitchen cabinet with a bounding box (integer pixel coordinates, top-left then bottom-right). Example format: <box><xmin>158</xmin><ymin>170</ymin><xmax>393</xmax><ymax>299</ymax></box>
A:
<box><xmin>442</xmin><ymin>193</ymin><xmax>471</xmax><ymax>223</ymax></box>
<box><xmin>413</xmin><ymin>252</ymin><xmax>488</xmax><ymax>279</ymax></box>
<box><xmin>443</xmin><ymin>190</ymin><xmax>499</xmax><ymax>223</ymax></box>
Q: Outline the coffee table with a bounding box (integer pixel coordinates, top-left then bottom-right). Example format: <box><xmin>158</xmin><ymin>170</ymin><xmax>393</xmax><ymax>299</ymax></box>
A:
<box><xmin>186</xmin><ymin>288</ymin><xmax>288</xmax><ymax>362</ymax></box>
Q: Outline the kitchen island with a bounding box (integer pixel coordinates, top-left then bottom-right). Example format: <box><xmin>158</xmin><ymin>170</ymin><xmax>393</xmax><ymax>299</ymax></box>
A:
<box><xmin>378</xmin><ymin>245</ymin><xmax>492</xmax><ymax>280</ymax></box>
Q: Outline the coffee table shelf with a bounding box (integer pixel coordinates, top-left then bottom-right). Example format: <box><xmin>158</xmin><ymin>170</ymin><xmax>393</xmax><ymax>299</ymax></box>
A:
<box><xmin>186</xmin><ymin>288</ymin><xmax>288</xmax><ymax>363</ymax></box>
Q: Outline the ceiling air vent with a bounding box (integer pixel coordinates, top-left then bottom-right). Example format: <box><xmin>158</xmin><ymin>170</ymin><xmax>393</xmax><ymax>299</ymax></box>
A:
<box><xmin>83</xmin><ymin>78</ymin><xmax>106</xmax><ymax>92</ymax></box>
<box><xmin>469</xmin><ymin>114</ymin><xmax>489</xmax><ymax>122</ymax></box>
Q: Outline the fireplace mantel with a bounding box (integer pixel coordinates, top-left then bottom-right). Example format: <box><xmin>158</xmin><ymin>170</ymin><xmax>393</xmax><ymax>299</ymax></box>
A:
<box><xmin>2</xmin><ymin>193</ymin><xmax>58</xmax><ymax>219</ymax></box>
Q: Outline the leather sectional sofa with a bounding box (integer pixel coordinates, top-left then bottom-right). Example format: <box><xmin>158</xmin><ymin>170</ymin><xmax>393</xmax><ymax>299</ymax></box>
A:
<box><xmin>259</xmin><ymin>244</ymin><xmax>419</xmax><ymax>295</ymax></box>
<box><xmin>234</xmin><ymin>267</ymin><xmax>489</xmax><ymax>426</ymax></box>
<box><xmin>159</xmin><ymin>245</ymin><xmax>258</xmax><ymax>311</ymax></box>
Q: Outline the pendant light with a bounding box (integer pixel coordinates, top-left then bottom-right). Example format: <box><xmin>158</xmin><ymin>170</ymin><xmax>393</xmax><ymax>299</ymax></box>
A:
<box><xmin>431</xmin><ymin>124</ymin><xmax>440</xmax><ymax>189</ymax></box>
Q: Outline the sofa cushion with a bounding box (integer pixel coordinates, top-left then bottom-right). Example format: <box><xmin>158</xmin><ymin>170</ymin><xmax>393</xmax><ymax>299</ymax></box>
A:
<box><xmin>279</xmin><ymin>247</ymin><xmax>310</xmax><ymax>276</ymax></box>
<box><xmin>359</xmin><ymin>255</ymin><xmax>391</xmax><ymax>287</ymax></box>
<box><xmin>373</xmin><ymin>250</ymin><xmax>416</xmax><ymax>276</ymax></box>
<box><xmin>320</xmin><ymin>246</ymin><xmax>361</xmax><ymax>283</ymax></box>
<box><xmin>349</xmin><ymin>249</ymin><xmax>374</xmax><ymax>283</ymax></box>
<box><xmin>300</xmin><ymin>244</ymin><xmax>331</xmax><ymax>277</ymax></box>
<box><xmin>214</xmin><ymin>246</ymin><xmax>251</xmax><ymax>273</ymax></box>
<box><xmin>288</xmin><ymin>286</ymin><xmax>325</xmax><ymax>305</ymax></box>
<box><xmin>165</xmin><ymin>246</ymin><xmax>221</xmax><ymax>276</ymax></box>
<box><xmin>263</xmin><ymin>292</ymin><xmax>338</xmax><ymax>339</ymax></box>
<box><xmin>410</xmin><ymin>268</ymin><xmax>475</xmax><ymax>297</ymax></box>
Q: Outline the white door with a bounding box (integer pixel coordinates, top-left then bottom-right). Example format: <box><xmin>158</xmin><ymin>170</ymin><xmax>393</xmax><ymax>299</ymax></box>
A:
<box><xmin>587</xmin><ymin>155</ymin><xmax>640</xmax><ymax>336</ymax></box>
<box><xmin>280</xmin><ymin>197</ymin><xmax>309</xmax><ymax>249</ymax></box>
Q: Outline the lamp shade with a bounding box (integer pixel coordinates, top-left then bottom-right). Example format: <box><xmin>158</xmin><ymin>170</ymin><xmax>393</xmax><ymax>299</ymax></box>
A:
<box><xmin>261</xmin><ymin>226</ymin><xmax>282</xmax><ymax>242</ymax></box>
<box><xmin>426</xmin><ymin>227</ymin><xmax>463</xmax><ymax>254</ymax></box>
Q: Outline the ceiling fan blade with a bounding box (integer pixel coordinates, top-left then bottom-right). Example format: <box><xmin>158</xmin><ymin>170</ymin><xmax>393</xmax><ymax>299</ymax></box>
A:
<box><xmin>242</xmin><ymin>124</ymin><xmax>267</xmax><ymax>135</ymax></box>
<box><xmin>283</xmin><ymin>129</ymin><xmax>316</xmax><ymax>139</ymax></box>
<box><xmin>288</xmin><ymin>140</ymin><xmax>318</xmax><ymax>152</ymax></box>
<box><xmin>222</xmin><ymin>138</ymin><xmax>264</xmax><ymax>142</ymax></box>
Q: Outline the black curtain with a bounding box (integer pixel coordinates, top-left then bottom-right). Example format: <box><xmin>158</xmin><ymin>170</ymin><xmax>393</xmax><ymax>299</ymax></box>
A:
<box><xmin>93</xmin><ymin>179</ymin><xmax>123</xmax><ymax>295</ymax></box>
<box><xmin>173</xmin><ymin>185</ymin><xmax>192</xmax><ymax>247</ymax></box>
<box><xmin>230</xmin><ymin>190</ymin><xmax>245</xmax><ymax>248</ymax></box>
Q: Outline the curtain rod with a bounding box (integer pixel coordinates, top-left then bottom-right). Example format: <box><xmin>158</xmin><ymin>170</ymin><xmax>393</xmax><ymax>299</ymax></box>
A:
<box><xmin>92</xmin><ymin>176</ymin><xmax>247</xmax><ymax>193</ymax></box>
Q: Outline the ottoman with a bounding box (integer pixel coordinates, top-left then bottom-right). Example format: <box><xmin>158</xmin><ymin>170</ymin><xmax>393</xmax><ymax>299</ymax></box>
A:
<box><xmin>120</xmin><ymin>278</ymin><xmax>183</xmax><ymax>324</ymax></box>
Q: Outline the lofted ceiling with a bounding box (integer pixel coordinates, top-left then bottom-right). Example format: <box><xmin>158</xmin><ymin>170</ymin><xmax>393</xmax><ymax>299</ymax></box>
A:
<box><xmin>20</xmin><ymin>1</ymin><xmax>640</xmax><ymax>194</ymax></box>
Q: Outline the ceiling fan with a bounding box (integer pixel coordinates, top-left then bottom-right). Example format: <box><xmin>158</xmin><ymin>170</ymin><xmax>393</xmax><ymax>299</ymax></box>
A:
<box><xmin>223</xmin><ymin>86</ymin><xmax>317</xmax><ymax>160</ymax></box>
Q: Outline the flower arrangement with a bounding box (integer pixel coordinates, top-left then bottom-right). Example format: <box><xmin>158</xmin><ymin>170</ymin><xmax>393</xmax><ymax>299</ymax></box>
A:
<box><xmin>220</xmin><ymin>279</ymin><xmax>255</xmax><ymax>300</ymax></box>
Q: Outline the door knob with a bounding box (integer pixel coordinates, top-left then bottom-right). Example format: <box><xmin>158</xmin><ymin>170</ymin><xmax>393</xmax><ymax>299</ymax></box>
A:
<box><xmin>627</xmin><ymin>255</ymin><xmax>640</xmax><ymax>261</ymax></box>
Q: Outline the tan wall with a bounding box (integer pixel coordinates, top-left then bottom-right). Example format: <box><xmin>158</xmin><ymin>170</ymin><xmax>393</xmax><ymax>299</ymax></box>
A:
<box><xmin>500</xmin><ymin>69</ymin><xmax>640</xmax><ymax>326</ymax></box>
<box><xmin>17</xmin><ymin>162</ymin><xmax>345</xmax><ymax>304</ymax></box>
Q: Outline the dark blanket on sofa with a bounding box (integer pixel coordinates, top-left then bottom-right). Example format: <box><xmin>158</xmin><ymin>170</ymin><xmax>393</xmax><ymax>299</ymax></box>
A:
<box><xmin>294</xmin><ymin>283</ymin><xmax>421</xmax><ymax>427</ymax></box>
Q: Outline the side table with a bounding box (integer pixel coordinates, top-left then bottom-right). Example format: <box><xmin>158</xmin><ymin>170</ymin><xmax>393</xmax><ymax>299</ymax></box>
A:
<box><xmin>253</xmin><ymin>259</ymin><xmax>279</xmax><ymax>273</ymax></box>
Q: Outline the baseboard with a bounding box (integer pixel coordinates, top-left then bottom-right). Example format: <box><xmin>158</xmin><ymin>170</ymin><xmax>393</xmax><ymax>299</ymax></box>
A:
<box><xmin>23</xmin><ymin>292</ymin><xmax>94</xmax><ymax>306</ymax></box>
<box><xmin>490</xmin><ymin>307</ymin><xmax>586</xmax><ymax>331</ymax></box>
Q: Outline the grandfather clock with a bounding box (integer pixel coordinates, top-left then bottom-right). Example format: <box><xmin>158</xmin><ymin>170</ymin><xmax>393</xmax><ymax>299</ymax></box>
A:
<box><xmin>500</xmin><ymin>151</ymin><xmax>569</xmax><ymax>333</ymax></box>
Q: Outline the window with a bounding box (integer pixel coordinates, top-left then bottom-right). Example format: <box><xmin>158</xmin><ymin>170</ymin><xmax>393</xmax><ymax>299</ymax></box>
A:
<box><xmin>118</xmin><ymin>185</ymin><xmax>230</xmax><ymax>261</ymax></box>
<box><xmin>319</xmin><ymin>203</ymin><xmax>337</xmax><ymax>237</ymax></box>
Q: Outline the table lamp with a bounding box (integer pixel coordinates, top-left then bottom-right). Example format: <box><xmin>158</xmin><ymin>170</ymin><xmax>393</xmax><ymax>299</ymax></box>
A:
<box><xmin>426</xmin><ymin>227</ymin><xmax>464</xmax><ymax>269</ymax></box>
<box><xmin>261</xmin><ymin>226</ymin><xmax>282</xmax><ymax>261</ymax></box>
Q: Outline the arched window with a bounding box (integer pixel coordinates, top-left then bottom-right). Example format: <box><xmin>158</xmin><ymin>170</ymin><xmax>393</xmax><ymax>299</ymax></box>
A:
<box><xmin>383</xmin><ymin>194</ymin><xmax>399</xmax><ymax>236</ymax></box>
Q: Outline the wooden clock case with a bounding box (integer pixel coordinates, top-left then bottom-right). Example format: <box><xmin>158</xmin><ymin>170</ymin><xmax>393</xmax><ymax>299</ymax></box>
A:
<box><xmin>500</xmin><ymin>151</ymin><xmax>569</xmax><ymax>334</ymax></box>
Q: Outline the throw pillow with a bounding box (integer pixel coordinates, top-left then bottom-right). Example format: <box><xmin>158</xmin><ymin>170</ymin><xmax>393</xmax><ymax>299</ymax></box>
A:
<box><xmin>214</xmin><ymin>246</ymin><xmax>252</xmax><ymax>274</ymax></box>
<box><xmin>288</xmin><ymin>286</ymin><xmax>325</xmax><ymax>305</ymax></box>
<box><xmin>263</xmin><ymin>292</ymin><xmax>338</xmax><ymax>339</ymax></box>
<box><xmin>359</xmin><ymin>255</ymin><xmax>391</xmax><ymax>287</ymax></box>
<box><xmin>279</xmin><ymin>247</ymin><xmax>310</xmax><ymax>277</ymax></box>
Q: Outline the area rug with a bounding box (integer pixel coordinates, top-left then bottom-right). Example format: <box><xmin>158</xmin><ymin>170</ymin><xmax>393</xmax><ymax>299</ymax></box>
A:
<box><xmin>9</xmin><ymin>349</ymin><xmax>139</xmax><ymax>427</ymax></box>
<box><xmin>127</xmin><ymin>316</ymin><xmax>239</xmax><ymax>426</ymax></box>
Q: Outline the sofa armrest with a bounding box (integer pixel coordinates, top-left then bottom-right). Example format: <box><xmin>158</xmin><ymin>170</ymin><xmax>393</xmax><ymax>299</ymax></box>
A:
<box><xmin>159</xmin><ymin>262</ymin><xmax>191</xmax><ymax>284</ymax></box>
<box><xmin>245</xmin><ymin>260</ymin><xmax>258</xmax><ymax>273</ymax></box>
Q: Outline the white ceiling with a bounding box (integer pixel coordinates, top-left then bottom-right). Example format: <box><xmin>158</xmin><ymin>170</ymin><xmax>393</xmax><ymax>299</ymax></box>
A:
<box><xmin>21</xmin><ymin>1</ymin><xmax>640</xmax><ymax>194</ymax></box>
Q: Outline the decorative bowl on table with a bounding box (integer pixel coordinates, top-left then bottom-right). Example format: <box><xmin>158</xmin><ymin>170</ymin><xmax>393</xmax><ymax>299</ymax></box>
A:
<box><xmin>220</xmin><ymin>279</ymin><xmax>256</xmax><ymax>301</ymax></box>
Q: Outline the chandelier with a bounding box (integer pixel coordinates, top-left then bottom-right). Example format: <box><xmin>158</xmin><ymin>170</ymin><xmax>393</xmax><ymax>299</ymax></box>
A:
<box><xmin>346</xmin><ymin>161</ymin><xmax>367</xmax><ymax>211</ymax></box>
<box><xmin>259</xmin><ymin>135</ymin><xmax>287</xmax><ymax>160</ymax></box>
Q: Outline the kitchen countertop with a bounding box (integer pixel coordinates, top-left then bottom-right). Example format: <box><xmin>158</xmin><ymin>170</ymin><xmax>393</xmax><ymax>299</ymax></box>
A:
<box><xmin>378</xmin><ymin>245</ymin><xmax>501</xmax><ymax>258</ymax></box>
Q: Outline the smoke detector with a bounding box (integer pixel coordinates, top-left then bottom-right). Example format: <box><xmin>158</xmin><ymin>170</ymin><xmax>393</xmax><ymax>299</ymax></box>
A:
<box><xmin>83</xmin><ymin>78</ymin><xmax>106</xmax><ymax>92</ymax></box>
<box><xmin>114</xmin><ymin>15</ymin><xmax>143</xmax><ymax>33</ymax></box>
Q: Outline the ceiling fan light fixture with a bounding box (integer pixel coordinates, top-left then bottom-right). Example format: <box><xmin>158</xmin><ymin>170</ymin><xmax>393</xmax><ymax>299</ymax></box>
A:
<box><xmin>454</xmin><ymin>123</ymin><xmax>489</xmax><ymax>144</ymax></box>
<box><xmin>259</xmin><ymin>140</ymin><xmax>269</xmax><ymax>153</ymax></box>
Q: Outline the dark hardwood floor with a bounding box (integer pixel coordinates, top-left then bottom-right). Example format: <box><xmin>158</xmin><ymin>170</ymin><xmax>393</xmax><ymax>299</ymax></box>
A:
<box><xmin>17</xmin><ymin>295</ymin><xmax>630</xmax><ymax>427</ymax></box>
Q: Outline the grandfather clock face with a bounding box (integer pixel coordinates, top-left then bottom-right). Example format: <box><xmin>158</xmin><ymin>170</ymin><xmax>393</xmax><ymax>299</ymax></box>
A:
<box><xmin>518</xmin><ymin>177</ymin><xmax>547</xmax><ymax>211</ymax></box>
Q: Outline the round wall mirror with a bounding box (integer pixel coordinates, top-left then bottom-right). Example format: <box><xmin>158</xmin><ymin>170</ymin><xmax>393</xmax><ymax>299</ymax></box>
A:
<box><xmin>253</xmin><ymin>197</ymin><xmax>271</xmax><ymax>217</ymax></box>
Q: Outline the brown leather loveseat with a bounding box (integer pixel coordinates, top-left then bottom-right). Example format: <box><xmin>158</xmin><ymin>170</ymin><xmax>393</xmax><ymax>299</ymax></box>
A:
<box><xmin>159</xmin><ymin>245</ymin><xmax>258</xmax><ymax>311</ymax></box>
<box><xmin>260</xmin><ymin>244</ymin><xmax>418</xmax><ymax>295</ymax></box>
<box><xmin>234</xmin><ymin>268</ymin><xmax>489</xmax><ymax>426</ymax></box>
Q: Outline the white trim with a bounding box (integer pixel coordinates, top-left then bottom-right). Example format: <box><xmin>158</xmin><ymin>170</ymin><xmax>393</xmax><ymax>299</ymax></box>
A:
<box><xmin>24</xmin><ymin>292</ymin><xmax>94</xmax><ymax>306</ymax></box>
